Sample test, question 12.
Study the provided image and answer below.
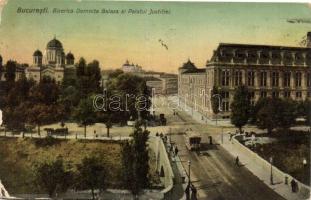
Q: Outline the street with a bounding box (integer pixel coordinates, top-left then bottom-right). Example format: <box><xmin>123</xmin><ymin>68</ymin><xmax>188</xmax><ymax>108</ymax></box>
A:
<box><xmin>157</xmin><ymin>96</ymin><xmax>285</xmax><ymax>200</ymax></box>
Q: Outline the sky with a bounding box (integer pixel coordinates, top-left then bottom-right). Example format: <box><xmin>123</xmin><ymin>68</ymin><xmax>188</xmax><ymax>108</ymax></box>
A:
<box><xmin>0</xmin><ymin>0</ymin><xmax>310</xmax><ymax>73</ymax></box>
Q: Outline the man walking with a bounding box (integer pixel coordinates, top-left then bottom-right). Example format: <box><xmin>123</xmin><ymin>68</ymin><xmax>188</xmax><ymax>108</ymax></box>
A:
<box><xmin>235</xmin><ymin>156</ymin><xmax>240</xmax><ymax>167</ymax></box>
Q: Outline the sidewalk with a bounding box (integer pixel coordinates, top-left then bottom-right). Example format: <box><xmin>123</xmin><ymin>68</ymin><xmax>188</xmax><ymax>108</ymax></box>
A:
<box><xmin>217</xmin><ymin>133</ymin><xmax>310</xmax><ymax>200</ymax></box>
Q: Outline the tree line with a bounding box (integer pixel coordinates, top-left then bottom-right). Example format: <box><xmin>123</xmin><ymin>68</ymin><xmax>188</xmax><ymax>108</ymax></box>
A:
<box><xmin>211</xmin><ymin>85</ymin><xmax>310</xmax><ymax>133</ymax></box>
<box><xmin>0</xmin><ymin>58</ymin><xmax>151</xmax><ymax>136</ymax></box>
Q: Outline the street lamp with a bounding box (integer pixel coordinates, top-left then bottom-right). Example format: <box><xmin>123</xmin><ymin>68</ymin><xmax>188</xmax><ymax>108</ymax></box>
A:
<box><xmin>188</xmin><ymin>160</ymin><xmax>191</xmax><ymax>186</ymax></box>
<box><xmin>270</xmin><ymin>156</ymin><xmax>273</xmax><ymax>185</ymax></box>
<box><xmin>303</xmin><ymin>158</ymin><xmax>307</xmax><ymax>167</ymax></box>
<box><xmin>212</xmin><ymin>94</ymin><xmax>222</xmax><ymax>126</ymax></box>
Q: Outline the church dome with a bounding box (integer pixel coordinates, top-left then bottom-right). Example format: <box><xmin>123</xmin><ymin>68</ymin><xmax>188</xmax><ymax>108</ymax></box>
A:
<box><xmin>66</xmin><ymin>52</ymin><xmax>74</xmax><ymax>60</ymax></box>
<box><xmin>33</xmin><ymin>49</ymin><xmax>43</xmax><ymax>57</ymax></box>
<box><xmin>47</xmin><ymin>38</ymin><xmax>63</xmax><ymax>49</ymax></box>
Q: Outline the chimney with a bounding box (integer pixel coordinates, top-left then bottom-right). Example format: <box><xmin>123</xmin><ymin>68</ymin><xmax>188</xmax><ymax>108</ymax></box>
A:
<box><xmin>307</xmin><ymin>32</ymin><xmax>311</xmax><ymax>47</ymax></box>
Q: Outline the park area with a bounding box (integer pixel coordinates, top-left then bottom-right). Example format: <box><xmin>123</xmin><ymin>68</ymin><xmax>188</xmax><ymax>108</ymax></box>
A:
<box><xmin>251</xmin><ymin>131</ymin><xmax>310</xmax><ymax>186</ymax></box>
<box><xmin>0</xmin><ymin>136</ymin><xmax>160</xmax><ymax>195</ymax></box>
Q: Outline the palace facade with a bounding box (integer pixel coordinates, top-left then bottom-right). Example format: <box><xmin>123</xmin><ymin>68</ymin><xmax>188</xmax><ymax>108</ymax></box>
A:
<box><xmin>178</xmin><ymin>32</ymin><xmax>311</xmax><ymax>120</ymax></box>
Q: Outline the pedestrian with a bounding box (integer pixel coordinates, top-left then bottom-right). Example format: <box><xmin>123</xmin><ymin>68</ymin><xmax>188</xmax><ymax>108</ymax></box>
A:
<box><xmin>235</xmin><ymin>156</ymin><xmax>240</xmax><ymax>166</ymax></box>
<box><xmin>229</xmin><ymin>133</ymin><xmax>233</xmax><ymax>141</ymax></box>
<box><xmin>169</xmin><ymin>144</ymin><xmax>174</xmax><ymax>154</ymax></box>
<box><xmin>174</xmin><ymin>146</ymin><xmax>179</xmax><ymax>157</ymax></box>
<box><xmin>185</xmin><ymin>184</ymin><xmax>190</xmax><ymax>200</ymax></box>
<box><xmin>191</xmin><ymin>185</ymin><xmax>197</xmax><ymax>200</ymax></box>
<box><xmin>291</xmin><ymin>179</ymin><xmax>296</xmax><ymax>192</ymax></box>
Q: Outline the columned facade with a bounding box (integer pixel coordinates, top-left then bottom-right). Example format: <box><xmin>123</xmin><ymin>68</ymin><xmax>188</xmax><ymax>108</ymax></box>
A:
<box><xmin>178</xmin><ymin>33</ymin><xmax>311</xmax><ymax>120</ymax></box>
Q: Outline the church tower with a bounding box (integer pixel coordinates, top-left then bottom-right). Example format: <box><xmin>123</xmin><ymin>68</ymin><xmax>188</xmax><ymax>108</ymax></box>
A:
<box><xmin>33</xmin><ymin>50</ymin><xmax>43</xmax><ymax>67</ymax></box>
<box><xmin>66</xmin><ymin>52</ymin><xmax>75</xmax><ymax>65</ymax></box>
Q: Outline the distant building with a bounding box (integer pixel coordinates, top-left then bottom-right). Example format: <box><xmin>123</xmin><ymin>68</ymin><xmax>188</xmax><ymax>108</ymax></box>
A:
<box><xmin>122</xmin><ymin>60</ymin><xmax>143</xmax><ymax>74</ymax></box>
<box><xmin>145</xmin><ymin>76</ymin><xmax>163</xmax><ymax>94</ymax></box>
<box><xmin>178</xmin><ymin>32</ymin><xmax>311</xmax><ymax>120</ymax></box>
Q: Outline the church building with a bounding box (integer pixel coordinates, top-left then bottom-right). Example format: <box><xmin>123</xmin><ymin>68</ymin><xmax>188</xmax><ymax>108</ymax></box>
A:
<box><xmin>25</xmin><ymin>37</ymin><xmax>76</xmax><ymax>83</ymax></box>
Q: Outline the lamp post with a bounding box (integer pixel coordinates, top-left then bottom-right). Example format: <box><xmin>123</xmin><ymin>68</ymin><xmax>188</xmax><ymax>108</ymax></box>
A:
<box><xmin>212</xmin><ymin>94</ymin><xmax>222</xmax><ymax>126</ymax></box>
<box><xmin>303</xmin><ymin>158</ymin><xmax>307</xmax><ymax>167</ymax></box>
<box><xmin>188</xmin><ymin>160</ymin><xmax>191</xmax><ymax>186</ymax></box>
<box><xmin>270</xmin><ymin>156</ymin><xmax>273</xmax><ymax>185</ymax></box>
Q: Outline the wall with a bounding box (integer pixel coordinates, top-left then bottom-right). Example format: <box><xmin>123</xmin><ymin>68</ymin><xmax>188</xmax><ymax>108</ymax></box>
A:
<box><xmin>148</xmin><ymin>136</ymin><xmax>174</xmax><ymax>195</ymax></box>
<box><xmin>232</xmin><ymin>136</ymin><xmax>310</xmax><ymax>200</ymax></box>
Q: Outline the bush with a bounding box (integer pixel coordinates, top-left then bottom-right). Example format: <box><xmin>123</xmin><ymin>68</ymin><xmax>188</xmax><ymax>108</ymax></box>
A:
<box><xmin>34</xmin><ymin>136</ymin><xmax>60</xmax><ymax>147</ymax></box>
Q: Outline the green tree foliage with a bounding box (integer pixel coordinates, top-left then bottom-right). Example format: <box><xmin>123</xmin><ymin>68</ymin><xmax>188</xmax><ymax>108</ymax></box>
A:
<box><xmin>255</xmin><ymin>97</ymin><xmax>298</xmax><ymax>134</ymax></box>
<box><xmin>2</xmin><ymin>103</ymin><xmax>28</xmax><ymax>133</ymax></box>
<box><xmin>256</xmin><ymin>98</ymin><xmax>278</xmax><ymax>134</ymax></box>
<box><xmin>29</xmin><ymin>76</ymin><xmax>60</xmax><ymax>105</ymax></box>
<box><xmin>230</xmin><ymin>86</ymin><xmax>251</xmax><ymax>132</ymax></box>
<box><xmin>76</xmin><ymin>156</ymin><xmax>107</xmax><ymax>200</ymax></box>
<box><xmin>34</xmin><ymin>158</ymin><xmax>72</xmax><ymax>197</ymax></box>
<box><xmin>106</xmin><ymin>73</ymin><xmax>151</xmax><ymax>124</ymax></box>
<box><xmin>27</xmin><ymin>104</ymin><xmax>65</xmax><ymax>135</ymax></box>
<box><xmin>59</xmin><ymin>86</ymin><xmax>80</xmax><ymax>119</ymax></box>
<box><xmin>73</xmin><ymin>96</ymin><xmax>96</xmax><ymax>138</ymax></box>
<box><xmin>122</xmin><ymin>122</ymin><xmax>150</xmax><ymax>195</ymax></box>
<box><xmin>76</xmin><ymin>58</ymin><xmax>101</xmax><ymax>98</ymax></box>
<box><xmin>4</xmin><ymin>60</ymin><xmax>16</xmax><ymax>82</ymax></box>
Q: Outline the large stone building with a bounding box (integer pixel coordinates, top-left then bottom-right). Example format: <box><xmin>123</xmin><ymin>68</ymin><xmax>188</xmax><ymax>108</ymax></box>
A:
<box><xmin>178</xmin><ymin>33</ymin><xmax>311</xmax><ymax>120</ymax></box>
<box><xmin>26</xmin><ymin>37</ymin><xmax>76</xmax><ymax>83</ymax></box>
<box><xmin>0</xmin><ymin>37</ymin><xmax>76</xmax><ymax>83</ymax></box>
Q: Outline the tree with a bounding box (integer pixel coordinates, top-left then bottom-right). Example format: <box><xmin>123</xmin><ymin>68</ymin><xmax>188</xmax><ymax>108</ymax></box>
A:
<box><xmin>4</xmin><ymin>60</ymin><xmax>16</xmax><ymax>82</ymax></box>
<box><xmin>29</xmin><ymin>76</ymin><xmax>60</xmax><ymax>105</ymax></box>
<box><xmin>27</xmin><ymin>104</ymin><xmax>64</xmax><ymax>135</ymax></box>
<box><xmin>256</xmin><ymin>97</ymin><xmax>297</xmax><ymax>134</ymax></box>
<box><xmin>256</xmin><ymin>99</ymin><xmax>276</xmax><ymax>135</ymax></box>
<box><xmin>121</xmin><ymin>141</ymin><xmax>134</xmax><ymax>188</ymax></box>
<box><xmin>73</xmin><ymin>97</ymin><xmax>96</xmax><ymax>138</ymax></box>
<box><xmin>230</xmin><ymin>86</ymin><xmax>251</xmax><ymax>133</ymax></box>
<box><xmin>123</xmin><ymin>122</ymin><xmax>150</xmax><ymax>195</ymax></box>
<box><xmin>34</xmin><ymin>158</ymin><xmax>72</xmax><ymax>197</ymax></box>
<box><xmin>2</xmin><ymin>104</ymin><xmax>27</xmax><ymax>134</ymax></box>
<box><xmin>76</xmin><ymin>156</ymin><xmax>107</xmax><ymax>200</ymax></box>
<box><xmin>106</xmin><ymin>73</ymin><xmax>151</xmax><ymax>124</ymax></box>
<box><xmin>277</xmin><ymin>99</ymin><xmax>296</xmax><ymax>131</ymax></box>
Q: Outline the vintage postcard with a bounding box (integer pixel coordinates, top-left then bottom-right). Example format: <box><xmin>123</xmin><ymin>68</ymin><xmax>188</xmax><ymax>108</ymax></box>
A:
<box><xmin>0</xmin><ymin>0</ymin><xmax>310</xmax><ymax>199</ymax></box>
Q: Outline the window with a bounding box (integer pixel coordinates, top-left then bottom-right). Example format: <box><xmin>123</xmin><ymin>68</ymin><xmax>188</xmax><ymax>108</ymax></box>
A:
<box><xmin>249</xmin><ymin>91</ymin><xmax>255</xmax><ymax>106</ymax></box>
<box><xmin>260</xmin><ymin>71</ymin><xmax>267</xmax><ymax>87</ymax></box>
<box><xmin>283</xmin><ymin>72</ymin><xmax>291</xmax><ymax>87</ymax></box>
<box><xmin>247</xmin><ymin>71</ymin><xmax>255</xmax><ymax>86</ymax></box>
<box><xmin>272</xmin><ymin>72</ymin><xmax>279</xmax><ymax>87</ymax></box>
<box><xmin>272</xmin><ymin>91</ymin><xmax>279</xmax><ymax>98</ymax></box>
<box><xmin>221</xmin><ymin>91</ymin><xmax>229</xmax><ymax>99</ymax></box>
<box><xmin>222</xmin><ymin>101</ymin><xmax>230</xmax><ymax>112</ymax></box>
<box><xmin>295</xmin><ymin>72</ymin><xmax>302</xmax><ymax>87</ymax></box>
<box><xmin>307</xmin><ymin>73</ymin><xmax>311</xmax><ymax>87</ymax></box>
<box><xmin>235</xmin><ymin>70</ymin><xmax>242</xmax><ymax>86</ymax></box>
<box><xmin>284</xmin><ymin>91</ymin><xmax>291</xmax><ymax>98</ymax></box>
<box><xmin>260</xmin><ymin>91</ymin><xmax>267</xmax><ymax>98</ymax></box>
<box><xmin>296</xmin><ymin>91</ymin><xmax>302</xmax><ymax>98</ymax></box>
<box><xmin>221</xmin><ymin>70</ymin><xmax>230</xmax><ymax>86</ymax></box>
